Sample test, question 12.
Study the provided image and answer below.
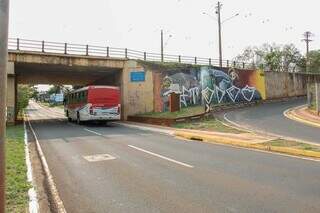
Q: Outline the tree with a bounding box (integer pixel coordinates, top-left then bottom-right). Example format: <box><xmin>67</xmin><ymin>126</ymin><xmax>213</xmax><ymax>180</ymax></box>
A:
<box><xmin>234</xmin><ymin>46</ymin><xmax>256</xmax><ymax>64</ymax></box>
<box><xmin>264</xmin><ymin>45</ymin><xmax>282</xmax><ymax>71</ymax></box>
<box><xmin>308</xmin><ymin>50</ymin><xmax>320</xmax><ymax>73</ymax></box>
<box><xmin>47</xmin><ymin>85</ymin><xmax>63</xmax><ymax>95</ymax></box>
<box><xmin>235</xmin><ymin>43</ymin><xmax>304</xmax><ymax>72</ymax></box>
<box><xmin>281</xmin><ymin>44</ymin><xmax>303</xmax><ymax>72</ymax></box>
<box><xmin>17</xmin><ymin>85</ymin><xmax>34</xmax><ymax>115</ymax></box>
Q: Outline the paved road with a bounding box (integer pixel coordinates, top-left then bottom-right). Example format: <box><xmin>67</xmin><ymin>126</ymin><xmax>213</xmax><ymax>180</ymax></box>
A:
<box><xmin>223</xmin><ymin>98</ymin><xmax>320</xmax><ymax>144</ymax></box>
<box><xmin>27</xmin><ymin>101</ymin><xmax>320</xmax><ymax>213</ymax></box>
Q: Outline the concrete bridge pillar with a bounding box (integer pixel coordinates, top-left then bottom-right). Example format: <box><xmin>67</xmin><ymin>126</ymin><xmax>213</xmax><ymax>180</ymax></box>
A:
<box><xmin>6</xmin><ymin>62</ymin><xmax>16</xmax><ymax>124</ymax></box>
<box><xmin>121</xmin><ymin>60</ymin><xmax>154</xmax><ymax>120</ymax></box>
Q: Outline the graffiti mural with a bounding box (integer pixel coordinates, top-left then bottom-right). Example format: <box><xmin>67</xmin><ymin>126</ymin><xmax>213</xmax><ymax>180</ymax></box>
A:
<box><xmin>156</xmin><ymin>67</ymin><xmax>266</xmax><ymax>112</ymax></box>
<box><xmin>160</xmin><ymin>69</ymin><xmax>201</xmax><ymax>111</ymax></box>
<box><xmin>200</xmin><ymin>67</ymin><xmax>263</xmax><ymax>110</ymax></box>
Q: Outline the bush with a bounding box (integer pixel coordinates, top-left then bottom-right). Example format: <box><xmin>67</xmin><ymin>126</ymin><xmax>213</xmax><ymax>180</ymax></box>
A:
<box><xmin>17</xmin><ymin>85</ymin><xmax>34</xmax><ymax>115</ymax></box>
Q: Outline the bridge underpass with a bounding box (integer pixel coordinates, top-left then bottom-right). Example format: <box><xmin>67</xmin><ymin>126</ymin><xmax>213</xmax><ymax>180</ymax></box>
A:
<box><xmin>6</xmin><ymin>51</ymin><xmax>126</xmax><ymax>123</ymax></box>
<box><xmin>15</xmin><ymin>63</ymin><xmax>121</xmax><ymax>85</ymax></box>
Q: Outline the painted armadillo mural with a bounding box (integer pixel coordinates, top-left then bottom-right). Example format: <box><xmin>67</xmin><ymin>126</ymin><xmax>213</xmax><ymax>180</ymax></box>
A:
<box><xmin>159</xmin><ymin>67</ymin><xmax>266</xmax><ymax>112</ymax></box>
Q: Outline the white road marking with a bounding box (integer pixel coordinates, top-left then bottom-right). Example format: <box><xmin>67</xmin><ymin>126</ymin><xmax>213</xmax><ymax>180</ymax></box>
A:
<box><xmin>223</xmin><ymin>113</ymin><xmax>255</xmax><ymax>133</ymax></box>
<box><xmin>83</xmin><ymin>129</ymin><xmax>124</xmax><ymax>138</ymax></box>
<box><xmin>128</xmin><ymin>145</ymin><xmax>194</xmax><ymax>168</ymax></box>
<box><xmin>83</xmin><ymin>154</ymin><xmax>116</xmax><ymax>162</ymax></box>
<box><xmin>24</xmin><ymin>116</ymin><xmax>39</xmax><ymax>213</ymax></box>
<box><xmin>84</xmin><ymin>128</ymin><xmax>103</xmax><ymax>136</ymax></box>
<box><xmin>25</xmin><ymin>112</ymin><xmax>67</xmax><ymax>213</ymax></box>
<box><xmin>113</xmin><ymin>122</ymin><xmax>174</xmax><ymax>136</ymax></box>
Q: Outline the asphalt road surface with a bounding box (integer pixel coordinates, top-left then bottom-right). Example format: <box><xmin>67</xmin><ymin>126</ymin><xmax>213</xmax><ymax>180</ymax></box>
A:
<box><xmin>27</xmin><ymin>101</ymin><xmax>320</xmax><ymax>213</ymax></box>
<box><xmin>223</xmin><ymin>98</ymin><xmax>320</xmax><ymax>144</ymax></box>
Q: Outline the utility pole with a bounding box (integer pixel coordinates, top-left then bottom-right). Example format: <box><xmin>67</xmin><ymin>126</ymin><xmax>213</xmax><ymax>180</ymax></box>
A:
<box><xmin>302</xmin><ymin>31</ymin><xmax>313</xmax><ymax>72</ymax></box>
<box><xmin>0</xmin><ymin>0</ymin><xmax>9</xmax><ymax>212</ymax></box>
<box><xmin>216</xmin><ymin>1</ymin><xmax>223</xmax><ymax>67</ymax></box>
<box><xmin>161</xmin><ymin>29</ymin><xmax>164</xmax><ymax>62</ymax></box>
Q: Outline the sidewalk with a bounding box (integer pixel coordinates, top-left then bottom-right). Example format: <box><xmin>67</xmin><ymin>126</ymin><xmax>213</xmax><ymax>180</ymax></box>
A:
<box><xmin>284</xmin><ymin>105</ymin><xmax>320</xmax><ymax>128</ymax></box>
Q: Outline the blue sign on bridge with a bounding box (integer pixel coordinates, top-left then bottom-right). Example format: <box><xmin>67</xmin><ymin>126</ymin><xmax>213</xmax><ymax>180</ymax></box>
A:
<box><xmin>130</xmin><ymin>71</ymin><xmax>145</xmax><ymax>82</ymax></box>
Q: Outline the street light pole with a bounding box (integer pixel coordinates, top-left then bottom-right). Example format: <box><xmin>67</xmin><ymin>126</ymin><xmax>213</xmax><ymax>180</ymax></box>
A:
<box><xmin>216</xmin><ymin>1</ymin><xmax>223</xmax><ymax>67</ymax></box>
<box><xmin>0</xmin><ymin>0</ymin><xmax>9</xmax><ymax>212</ymax></box>
<box><xmin>302</xmin><ymin>31</ymin><xmax>313</xmax><ymax>73</ymax></box>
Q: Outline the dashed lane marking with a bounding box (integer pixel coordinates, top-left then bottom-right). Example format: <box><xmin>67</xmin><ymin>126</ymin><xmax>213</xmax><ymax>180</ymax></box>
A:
<box><xmin>83</xmin><ymin>128</ymin><xmax>103</xmax><ymax>136</ymax></box>
<box><xmin>128</xmin><ymin>145</ymin><xmax>194</xmax><ymax>168</ymax></box>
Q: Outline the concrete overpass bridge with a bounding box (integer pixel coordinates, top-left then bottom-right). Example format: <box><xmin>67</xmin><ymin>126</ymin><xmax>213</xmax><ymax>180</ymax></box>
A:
<box><xmin>6</xmin><ymin>38</ymin><xmax>320</xmax><ymax>123</ymax></box>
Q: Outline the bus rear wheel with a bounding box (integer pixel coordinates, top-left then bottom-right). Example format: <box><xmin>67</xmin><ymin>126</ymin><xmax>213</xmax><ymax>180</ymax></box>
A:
<box><xmin>77</xmin><ymin>113</ymin><xmax>83</xmax><ymax>125</ymax></box>
<box><xmin>66</xmin><ymin>111</ymin><xmax>72</xmax><ymax>122</ymax></box>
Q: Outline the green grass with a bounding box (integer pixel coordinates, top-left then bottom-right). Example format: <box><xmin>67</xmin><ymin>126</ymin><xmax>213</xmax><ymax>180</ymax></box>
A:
<box><xmin>173</xmin><ymin>118</ymin><xmax>243</xmax><ymax>134</ymax></box>
<box><xmin>310</xmin><ymin>100</ymin><xmax>317</xmax><ymax>111</ymax></box>
<box><xmin>137</xmin><ymin>106</ymin><xmax>205</xmax><ymax>119</ymax></box>
<box><xmin>262</xmin><ymin>139</ymin><xmax>320</xmax><ymax>152</ymax></box>
<box><xmin>6</xmin><ymin>125</ymin><xmax>30</xmax><ymax>213</ymax></box>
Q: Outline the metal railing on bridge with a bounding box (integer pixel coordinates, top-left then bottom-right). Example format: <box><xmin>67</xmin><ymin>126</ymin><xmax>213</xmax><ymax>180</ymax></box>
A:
<box><xmin>8</xmin><ymin>38</ymin><xmax>256</xmax><ymax>69</ymax></box>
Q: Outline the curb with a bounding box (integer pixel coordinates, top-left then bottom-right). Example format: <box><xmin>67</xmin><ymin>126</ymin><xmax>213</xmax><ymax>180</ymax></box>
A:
<box><xmin>23</xmin><ymin>116</ymin><xmax>39</xmax><ymax>213</ymax></box>
<box><xmin>174</xmin><ymin>130</ymin><xmax>268</xmax><ymax>145</ymax></box>
<box><xmin>284</xmin><ymin>106</ymin><xmax>320</xmax><ymax>128</ymax></box>
<box><xmin>25</xmin><ymin>112</ymin><xmax>67</xmax><ymax>213</ymax></box>
<box><xmin>174</xmin><ymin>130</ymin><xmax>320</xmax><ymax>159</ymax></box>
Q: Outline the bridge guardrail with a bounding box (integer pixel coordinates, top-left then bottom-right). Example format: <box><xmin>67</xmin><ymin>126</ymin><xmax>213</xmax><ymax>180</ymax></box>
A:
<box><xmin>8</xmin><ymin>38</ymin><xmax>258</xmax><ymax>69</ymax></box>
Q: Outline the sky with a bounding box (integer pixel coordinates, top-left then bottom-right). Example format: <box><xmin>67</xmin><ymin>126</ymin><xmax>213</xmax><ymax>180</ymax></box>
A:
<box><xmin>9</xmin><ymin>0</ymin><xmax>320</xmax><ymax>69</ymax></box>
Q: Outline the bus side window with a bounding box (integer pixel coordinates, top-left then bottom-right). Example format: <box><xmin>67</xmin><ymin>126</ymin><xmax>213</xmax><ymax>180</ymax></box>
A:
<box><xmin>76</xmin><ymin>92</ymin><xmax>80</xmax><ymax>104</ymax></box>
<box><xmin>75</xmin><ymin>93</ymin><xmax>78</xmax><ymax>104</ymax></box>
<box><xmin>80</xmin><ymin>92</ymin><xmax>84</xmax><ymax>102</ymax></box>
<box><xmin>84</xmin><ymin>91</ymin><xmax>88</xmax><ymax>103</ymax></box>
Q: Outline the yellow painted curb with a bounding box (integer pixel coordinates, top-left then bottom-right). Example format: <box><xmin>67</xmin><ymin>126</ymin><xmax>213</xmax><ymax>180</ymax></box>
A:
<box><xmin>284</xmin><ymin>107</ymin><xmax>320</xmax><ymax>128</ymax></box>
<box><xmin>174</xmin><ymin>131</ymin><xmax>262</xmax><ymax>145</ymax></box>
<box><xmin>174</xmin><ymin>131</ymin><xmax>320</xmax><ymax>159</ymax></box>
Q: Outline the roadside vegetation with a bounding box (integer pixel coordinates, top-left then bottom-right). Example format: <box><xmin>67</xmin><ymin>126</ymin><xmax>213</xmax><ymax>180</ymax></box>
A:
<box><xmin>262</xmin><ymin>139</ymin><xmax>320</xmax><ymax>152</ymax></box>
<box><xmin>174</xmin><ymin>118</ymin><xmax>243</xmax><ymax>134</ymax></box>
<box><xmin>6</xmin><ymin>125</ymin><xmax>30</xmax><ymax>212</ymax></box>
<box><xmin>17</xmin><ymin>85</ymin><xmax>37</xmax><ymax>119</ymax></box>
<box><xmin>137</xmin><ymin>105</ymin><xmax>204</xmax><ymax>119</ymax></box>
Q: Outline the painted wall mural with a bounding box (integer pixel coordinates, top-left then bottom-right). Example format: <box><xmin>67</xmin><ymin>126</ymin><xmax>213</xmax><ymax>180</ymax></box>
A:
<box><xmin>155</xmin><ymin>67</ymin><xmax>266</xmax><ymax>112</ymax></box>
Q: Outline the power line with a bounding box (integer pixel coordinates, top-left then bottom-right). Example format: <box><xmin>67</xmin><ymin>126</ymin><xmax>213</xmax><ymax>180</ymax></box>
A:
<box><xmin>302</xmin><ymin>31</ymin><xmax>313</xmax><ymax>55</ymax></box>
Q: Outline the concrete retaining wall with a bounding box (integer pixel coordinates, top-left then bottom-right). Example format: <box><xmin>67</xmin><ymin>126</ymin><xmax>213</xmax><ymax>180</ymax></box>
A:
<box><xmin>264</xmin><ymin>72</ymin><xmax>307</xmax><ymax>99</ymax></box>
